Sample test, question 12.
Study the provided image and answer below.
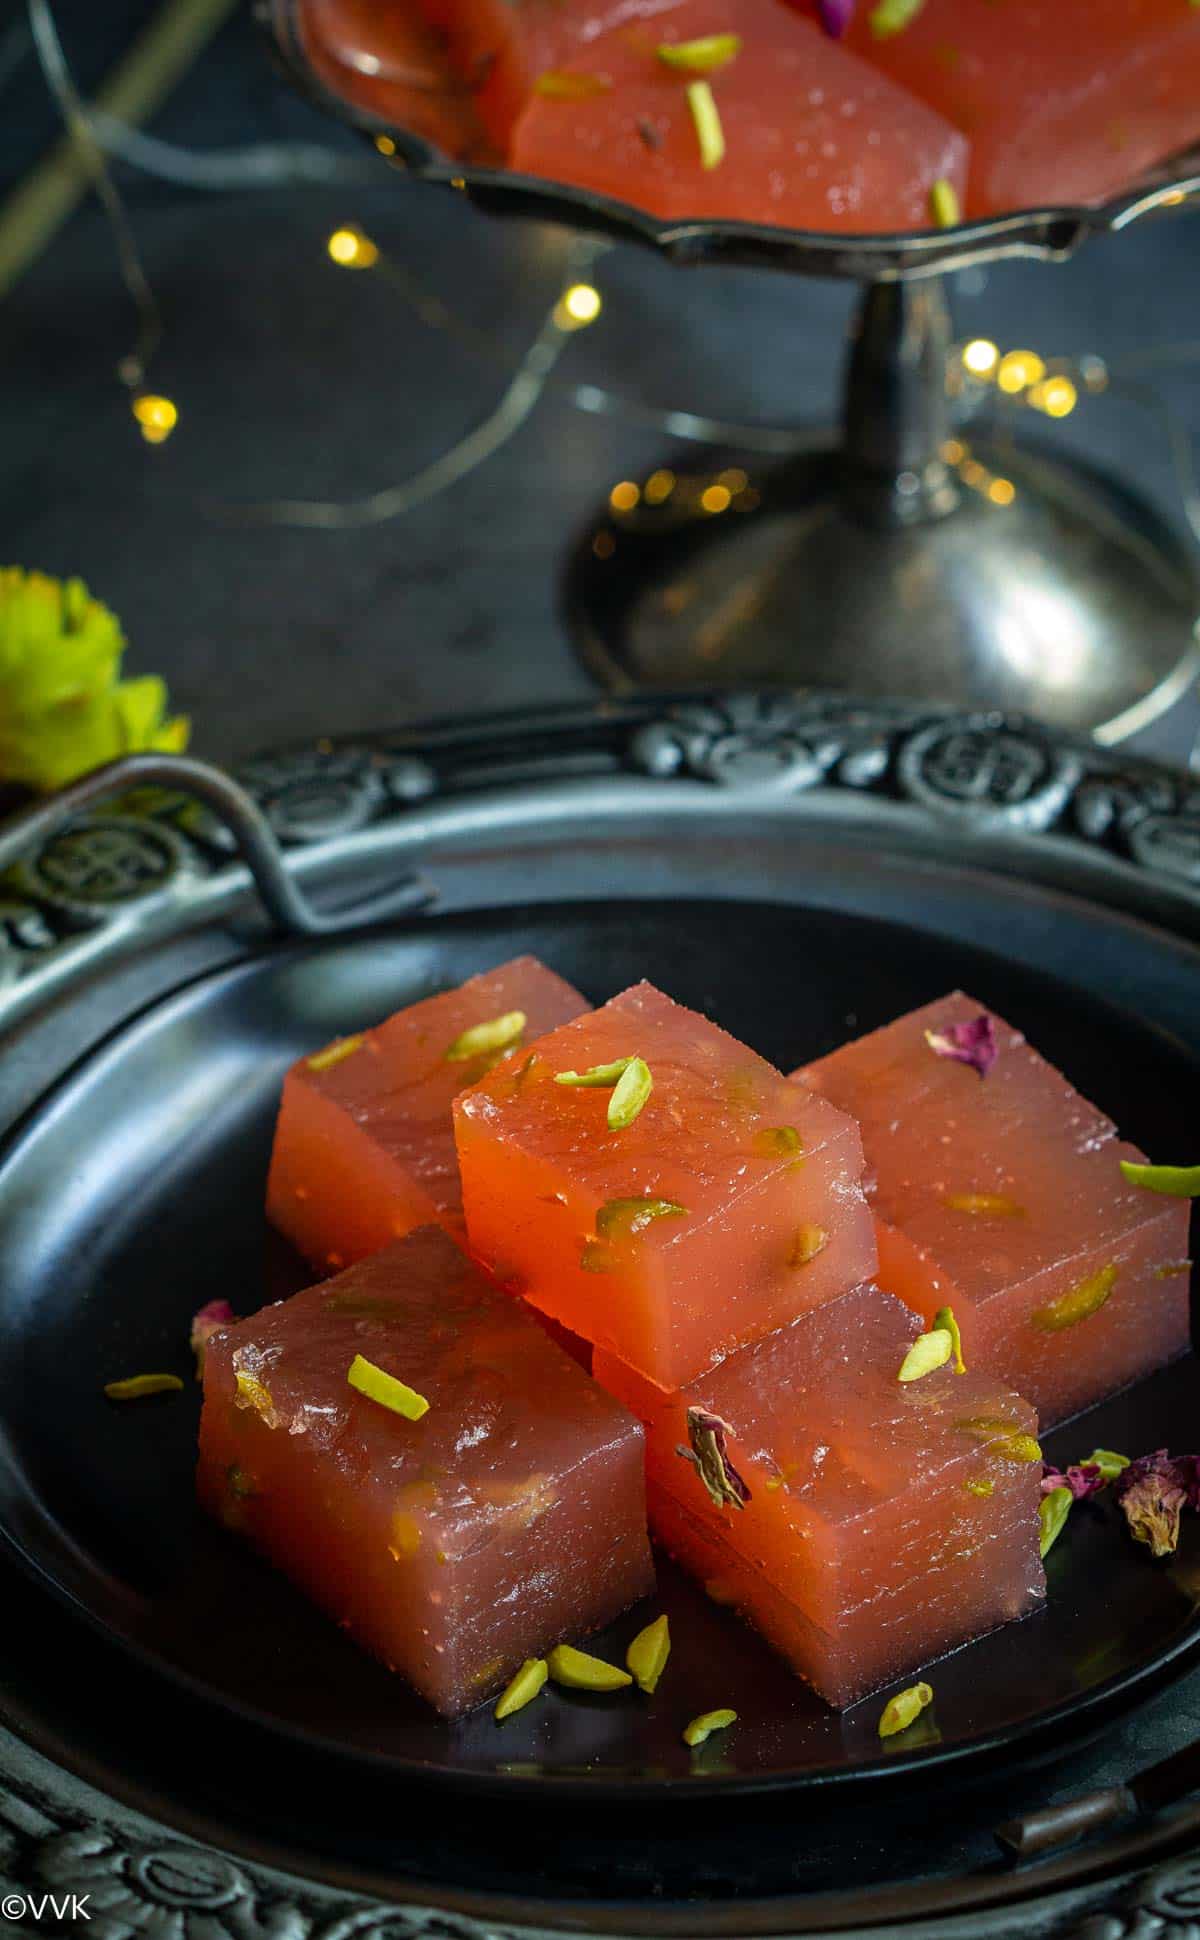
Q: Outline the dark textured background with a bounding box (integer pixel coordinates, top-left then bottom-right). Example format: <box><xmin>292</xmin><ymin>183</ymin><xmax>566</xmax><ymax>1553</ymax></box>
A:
<box><xmin>2</xmin><ymin>1</ymin><xmax>1200</xmax><ymax>766</ymax></box>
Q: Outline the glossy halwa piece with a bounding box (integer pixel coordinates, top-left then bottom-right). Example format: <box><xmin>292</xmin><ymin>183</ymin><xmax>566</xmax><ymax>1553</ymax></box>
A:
<box><xmin>266</xmin><ymin>955</ymin><xmax>588</xmax><ymax>1271</ymax></box>
<box><xmin>594</xmin><ymin>1284</ymin><xmax>1044</xmax><ymax>1708</ymax></box>
<box><xmin>298</xmin><ymin>0</ymin><xmax>493</xmax><ymax>161</ymax></box>
<box><xmin>510</xmin><ymin>0</ymin><xmax>968</xmax><ymax>232</ymax></box>
<box><xmin>414</xmin><ymin>0</ymin><xmax>695</xmax><ymax>148</ymax></box>
<box><xmin>795</xmin><ymin>991</ymin><xmax>1191</xmax><ymax>1427</ymax></box>
<box><xmin>197</xmin><ymin>1228</ymin><xmax>653</xmax><ymax>1716</ymax></box>
<box><xmin>835</xmin><ymin>0</ymin><xmax>1200</xmax><ymax>218</ymax></box>
<box><xmin>454</xmin><ymin>980</ymin><xmax>877</xmax><ymax>1391</ymax></box>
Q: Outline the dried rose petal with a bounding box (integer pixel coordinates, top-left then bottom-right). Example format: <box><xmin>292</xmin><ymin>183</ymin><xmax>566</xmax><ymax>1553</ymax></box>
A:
<box><xmin>818</xmin><ymin>0</ymin><xmax>855</xmax><ymax>35</ymax></box>
<box><xmin>677</xmin><ymin>1408</ymin><xmax>751</xmax><ymax>1510</ymax></box>
<box><xmin>1114</xmin><ymin>1450</ymin><xmax>1194</xmax><ymax>1558</ymax></box>
<box><xmin>924</xmin><ymin>1013</ymin><xmax>997</xmax><ymax>1079</ymax></box>
<box><xmin>191</xmin><ymin>1298</ymin><xmax>235</xmax><ymax>1377</ymax></box>
<box><xmin>1040</xmin><ymin>1461</ymin><xmax>1106</xmax><ymax>1501</ymax></box>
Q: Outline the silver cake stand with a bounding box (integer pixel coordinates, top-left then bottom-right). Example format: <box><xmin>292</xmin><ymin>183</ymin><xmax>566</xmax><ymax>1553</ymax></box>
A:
<box><xmin>266</xmin><ymin>0</ymin><xmax>1200</xmax><ymax>739</ymax></box>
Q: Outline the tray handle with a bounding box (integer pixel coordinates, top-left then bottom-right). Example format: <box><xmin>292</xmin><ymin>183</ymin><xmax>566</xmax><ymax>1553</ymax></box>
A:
<box><xmin>0</xmin><ymin>752</ymin><xmax>432</xmax><ymax>935</ymax></box>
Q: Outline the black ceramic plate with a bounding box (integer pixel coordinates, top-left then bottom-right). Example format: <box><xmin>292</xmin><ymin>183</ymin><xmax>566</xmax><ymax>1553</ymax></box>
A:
<box><xmin>0</xmin><ymin>721</ymin><xmax>1198</xmax><ymax>1804</ymax></box>
<box><xmin>2</xmin><ymin>698</ymin><xmax>1200</xmax><ymax>1934</ymax></box>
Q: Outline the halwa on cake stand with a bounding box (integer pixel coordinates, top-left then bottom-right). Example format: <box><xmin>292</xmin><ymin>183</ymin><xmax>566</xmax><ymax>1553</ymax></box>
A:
<box><xmin>265</xmin><ymin>0</ymin><xmax>1200</xmax><ymax>740</ymax></box>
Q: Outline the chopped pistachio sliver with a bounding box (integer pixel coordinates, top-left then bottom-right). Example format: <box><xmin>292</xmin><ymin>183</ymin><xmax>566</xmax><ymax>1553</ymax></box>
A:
<box><xmin>1031</xmin><ymin>1262</ymin><xmax>1117</xmax><ymax>1333</ymax></box>
<box><xmin>444</xmin><ymin>1010</ymin><xmax>526</xmax><ymax>1063</ymax></box>
<box><xmin>534</xmin><ymin>69</ymin><xmax>611</xmax><ymax>97</ymax></box>
<box><xmin>306</xmin><ymin>1034</ymin><xmax>364</xmax><ymax>1073</ymax></box>
<box><xmin>1119</xmin><ymin>1159</ymin><xmax>1200</xmax><ymax>1197</ymax></box>
<box><xmin>683</xmin><ymin>1707</ymin><xmax>737</xmax><ymax>1747</ymax></box>
<box><xmin>656</xmin><ymin>32</ymin><xmax>742</xmax><ymax>71</ymax></box>
<box><xmin>898</xmin><ymin>1328</ymin><xmax>953</xmax><ymax>1383</ymax></box>
<box><xmin>235</xmin><ymin>1368</ymin><xmax>276</xmax><ymax>1420</ymax></box>
<box><xmin>965</xmin><ymin>1476</ymin><xmax>994</xmax><ymax>1498</ymax></box>
<box><xmin>626</xmin><ymin>1614</ymin><xmax>671</xmax><ymax>1694</ymax></box>
<box><xmin>789</xmin><ymin>1224</ymin><xmax>828</xmax><ymax>1268</ymax></box>
<box><xmin>595</xmin><ymin>1195</ymin><xmax>688</xmax><ymax>1239</ymax></box>
<box><xmin>1039</xmin><ymin>1485</ymin><xmax>1073</xmax><ymax>1559</ymax></box>
<box><xmin>547</xmin><ymin>1643</ymin><xmax>632</xmax><ymax>1692</ymax></box>
<box><xmin>686</xmin><ymin>80</ymin><xmax>725</xmax><ymax>171</ymax></box>
<box><xmin>104</xmin><ymin>1372</ymin><xmax>184</xmax><ymax>1401</ymax></box>
<box><xmin>943</xmin><ymin>1192</ymin><xmax>1026</xmax><ymax>1217</ymax></box>
<box><xmin>494</xmin><ymin>1657</ymin><xmax>549</xmax><ymax>1720</ymax></box>
<box><xmin>1156</xmin><ymin>1259</ymin><xmax>1193</xmax><ymax>1279</ymax></box>
<box><xmin>608</xmin><ymin>1056</ymin><xmax>653</xmax><ymax>1129</ymax></box>
<box><xmin>753</xmin><ymin>1125</ymin><xmax>803</xmax><ymax>1158</ymax></box>
<box><xmin>869</xmin><ymin>0</ymin><xmax>925</xmax><ymax>35</ymax></box>
<box><xmin>956</xmin><ymin>1415</ymin><xmax>1043</xmax><ymax>1464</ymax></box>
<box><xmin>347</xmin><ymin>1353</ymin><xmax>429</xmax><ymax>1421</ymax></box>
<box><xmin>580</xmin><ymin>1239</ymin><xmax>615</xmax><ymax>1273</ymax></box>
<box><xmin>928</xmin><ymin>177</ymin><xmax>960</xmax><ymax>228</ymax></box>
<box><xmin>1083</xmin><ymin>1447</ymin><xmax>1130</xmax><ymax>1482</ymax></box>
<box><xmin>554</xmin><ymin>1057</ymin><xmax>635</xmax><ymax>1088</ymax></box>
<box><xmin>878</xmin><ymin>1682</ymin><xmax>933</xmax><ymax>1738</ymax></box>
<box><xmin>934</xmin><ymin>1305</ymin><xmax>966</xmax><ymax>1374</ymax></box>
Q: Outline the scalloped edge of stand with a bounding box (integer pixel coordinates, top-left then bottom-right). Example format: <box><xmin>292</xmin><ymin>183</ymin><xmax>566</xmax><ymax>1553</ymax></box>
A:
<box><xmin>262</xmin><ymin>2</ymin><xmax>1200</xmax><ymax>278</ymax></box>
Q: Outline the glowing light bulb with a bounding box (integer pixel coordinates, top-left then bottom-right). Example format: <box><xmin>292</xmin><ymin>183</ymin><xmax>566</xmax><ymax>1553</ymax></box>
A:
<box><xmin>555</xmin><ymin>284</ymin><xmax>602</xmax><ymax>330</ymax></box>
<box><xmin>941</xmin><ymin>438</ymin><xmax>966</xmax><ymax>465</ymax></box>
<box><xmin>962</xmin><ymin>338</ymin><xmax>998</xmax><ymax>379</ymax></box>
<box><xmin>1034</xmin><ymin>376</ymin><xmax>1078</xmax><ymax>419</ymax></box>
<box><xmin>565</xmin><ymin>283</ymin><xmax>602</xmax><ymax>323</ymax></box>
<box><xmin>132</xmin><ymin>394</ymin><xmax>178</xmax><ymax>444</ymax></box>
<box><xmin>327</xmin><ymin>226</ymin><xmax>379</xmax><ymax>268</ymax></box>
<box><xmin>700</xmin><ymin>484</ymin><xmax>731</xmax><ymax>514</ymax></box>
<box><xmin>987</xmin><ymin>477</ymin><xmax>1016</xmax><ymax>506</ymax></box>
<box><xmin>644</xmin><ymin>468</ymin><xmax>676</xmax><ymax>504</ymax></box>
<box><xmin>375</xmin><ymin>135</ymin><xmax>397</xmax><ymax>155</ymax></box>
<box><xmin>609</xmin><ymin>481</ymin><xmax>640</xmax><ymax>512</ymax></box>
<box><xmin>996</xmin><ymin>349</ymin><xmax>1046</xmax><ymax>395</ymax></box>
<box><xmin>717</xmin><ymin>467</ymin><xmax>748</xmax><ymax>493</ymax></box>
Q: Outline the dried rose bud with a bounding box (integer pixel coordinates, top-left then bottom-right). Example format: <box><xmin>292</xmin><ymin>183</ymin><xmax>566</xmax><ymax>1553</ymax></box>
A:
<box><xmin>190</xmin><ymin>1299</ymin><xmax>235</xmax><ymax>1377</ymax></box>
<box><xmin>1040</xmin><ymin>1461</ymin><xmax>1106</xmax><ymax>1501</ymax></box>
<box><xmin>924</xmin><ymin>1013</ymin><xmax>997</xmax><ymax>1079</ymax></box>
<box><xmin>1114</xmin><ymin>1450</ymin><xmax>1196</xmax><ymax>1558</ymax></box>
<box><xmin>678</xmin><ymin>1408</ymin><xmax>751</xmax><ymax>1510</ymax></box>
<box><xmin>818</xmin><ymin>0</ymin><xmax>855</xmax><ymax>35</ymax></box>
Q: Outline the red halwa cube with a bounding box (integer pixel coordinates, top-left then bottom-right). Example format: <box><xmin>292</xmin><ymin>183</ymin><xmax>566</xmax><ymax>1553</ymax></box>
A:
<box><xmin>266</xmin><ymin>955</ymin><xmax>588</xmax><ymax>1271</ymax></box>
<box><xmin>197</xmin><ymin>1228</ymin><xmax>653</xmax><ymax>1716</ymax></box>
<box><xmin>837</xmin><ymin>0</ymin><xmax>1200</xmax><ymax>217</ymax></box>
<box><xmin>594</xmin><ymin>1283</ymin><xmax>1044</xmax><ymax>1707</ymax></box>
<box><xmin>298</xmin><ymin>0</ymin><xmax>493</xmax><ymax>161</ymax></box>
<box><xmin>511</xmin><ymin>0</ymin><xmax>968</xmax><ymax>233</ymax></box>
<box><xmin>795</xmin><ymin>992</ymin><xmax>1192</xmax><ymax>1427</ymax></box>
<box><xmin>454</xmin><ymin>981</ymin><xmax>877</xmax><ymax>1390</ymax></box>
<box><xmin>437</xmin><ymin>0</ymin><xmax>696</xmax><ymax>150</ymax></box>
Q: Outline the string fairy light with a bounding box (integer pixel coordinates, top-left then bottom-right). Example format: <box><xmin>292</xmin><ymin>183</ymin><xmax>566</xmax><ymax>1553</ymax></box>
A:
<box><xmin>556</xmin><ymin>281</ymin><xmax>603</xmax><ymax>328</ymax></box>
<box><xmin>26</xmin><ymin>0</ymin><xmax>162</xmax><ymax>405</ymax></box>
<box><xmin>213</xmin><ymin>235</ymin><xmax>609</xmax><ymax>531</ymax></box>
<box><xmin>326</xmin><ymin>224</ymin><xmax>379</xmax><ymax>269</ymax></box>
<box><xmin>131</xmin><ymin>393</ymin><xmax>179</xmax><ymax>445</ymax></box>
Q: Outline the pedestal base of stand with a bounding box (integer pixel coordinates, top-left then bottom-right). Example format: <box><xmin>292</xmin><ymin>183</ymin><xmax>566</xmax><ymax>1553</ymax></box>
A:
<box><xmin>566</xmin><ymin>440</ymin><xmax>1200</xmax><ymax>743</ymax></box>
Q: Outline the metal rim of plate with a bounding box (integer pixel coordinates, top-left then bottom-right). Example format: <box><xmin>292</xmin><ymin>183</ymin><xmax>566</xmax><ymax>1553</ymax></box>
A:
<box><xmin>259</xmin><ymin>0</ymin><xmax>1200</xmax><ymax>280</ymax></box>
<box><xmin>3</xmin><ymin>696</ymin><xmax>1200</xmax><ymax>1940</ymax></box>
<box><xmin>6</xmin><ymin>692</ymin><xmax>1200</xmax><ymax>1023</ymax></box>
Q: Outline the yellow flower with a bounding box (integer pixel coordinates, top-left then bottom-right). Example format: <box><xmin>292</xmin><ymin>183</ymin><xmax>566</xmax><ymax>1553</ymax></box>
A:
<box><xmin>0</xmin><ymin>568</ymin><xmax>188</xmax><ymax>790</ymax></box>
